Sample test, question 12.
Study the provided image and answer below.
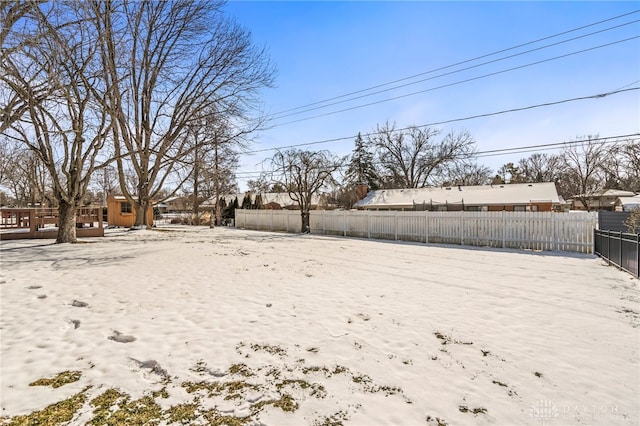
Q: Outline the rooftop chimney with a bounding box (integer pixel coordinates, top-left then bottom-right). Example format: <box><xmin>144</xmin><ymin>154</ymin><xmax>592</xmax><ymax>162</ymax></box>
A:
<box><xmin>355</xmin><ymin>183</ymin><xmax>369</xmax><ymax>201</ymax></box>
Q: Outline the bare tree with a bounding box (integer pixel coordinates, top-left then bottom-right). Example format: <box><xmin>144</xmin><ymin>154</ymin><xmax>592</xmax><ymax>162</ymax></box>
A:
<box><xmin>0</xmin><ymin>137</ymin><xmax>15</xmax><ymax>187</ymax></box>
<box><xmin>517</xmin><ymin>153</ymin><xmax>562</xmax><ymax>183</ymax></box>
<box><xmin>367</xmin><ymin>122</ymin><xmax>476</xmax><ymax>188</ymax></box>
<box><xmin>93</xmin><ymin>0</ymin><xmax>274</xmax><ymax>228</ymax></box>
<box><xmin>0</xmin><ymin>142</ymin><xmax>52</xmax><ymax>207</ymax></box>
<box><xmin>269</xmin><ymin>149</ymin><xmax>343</xmax><ymax>233</ymax></box>
<box><xmin>2</xmin><ymin>2</ymin><xmax>110</xmax><ymax>242</ymax></box>
<box><xmin>0</xmin><ymin>1</ymin><xmax>53</xmax><ymax>134</ymax></box>
<box><xmin>557</xmin><ymin>135</ymin><xmax>608</xmax><ymax>210</ymax></box>
<box><xmin>183</xmin><ymin>114</ymin><xmax>241</xmax><ymax>225</ymax></box>
<box><xmin>246</xmin><ymin>176</ymin><xmax>272</xmax><ymax>194</ymax></box>
<box><xmin>435</xmin><ymin>161</ymin><xmax>493</xmax><ymax>186</ymax></box>
<box><xmin>604</xmin><ymin>139</ymin><xmax>640</xmax><ymax>192</ymax></box>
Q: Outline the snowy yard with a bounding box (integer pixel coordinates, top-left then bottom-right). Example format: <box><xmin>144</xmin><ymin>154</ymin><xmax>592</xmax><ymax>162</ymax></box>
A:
<box><xmin>1</xmin><ymin>226</ymin><xmax>638</xmax><ymax>425</ymax></box>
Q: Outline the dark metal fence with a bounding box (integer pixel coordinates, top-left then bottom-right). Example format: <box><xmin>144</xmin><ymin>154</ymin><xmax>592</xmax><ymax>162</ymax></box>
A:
<box><xmin>594</xmin><ymin>230</ymin><xmax>639</xmax><ymax>278</ymax></box>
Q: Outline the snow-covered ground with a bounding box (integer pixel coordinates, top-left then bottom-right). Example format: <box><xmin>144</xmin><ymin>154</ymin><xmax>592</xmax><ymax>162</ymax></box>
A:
<box><xmin>1</xmin><ymin>226</ymin><xmax>638</xmax><ymax>425</ymax></box>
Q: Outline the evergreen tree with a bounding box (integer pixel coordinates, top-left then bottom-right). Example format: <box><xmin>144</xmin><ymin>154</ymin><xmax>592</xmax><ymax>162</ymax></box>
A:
<box><xmin>224</xmin><ymin>196</ymin><xmax>238</xmax><ymax>219</ymax></box>
<box><xmin>241</xmin><ymin>192</ymin><xmax>253</xmax><ymax>209</ymax></box>
<box><xmin>345</xmin><ymin>133</ymin><xmax>379</xmax><ymax>190</ymax></box>
<box><xmin>254</xmin><ymin>193</ymin><xmax>264</xmax><ymax>209</ymax></box>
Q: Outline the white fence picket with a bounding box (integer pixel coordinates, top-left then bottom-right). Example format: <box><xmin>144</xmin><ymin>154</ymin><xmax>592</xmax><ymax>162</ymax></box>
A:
<box><xmin>234</xmin><ymin>209</ymin><xmax>598</xmax><ymax>254</ymax></box>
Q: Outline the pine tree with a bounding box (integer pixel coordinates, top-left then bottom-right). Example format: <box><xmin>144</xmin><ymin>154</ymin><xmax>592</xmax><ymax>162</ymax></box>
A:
<box><xmin>345</xmin><ymin>133</ymin><xmax>379</xmax><ymax>190</ymax></box>
<box><xmin>241</xmin><ymin>192</ymin><xmax>253</xmax><ymax>209</ymax></box>
<box><xmin>254</xmin><ymin>193</ymin><xmax>264</xmax><ymax>209</ymax></box>
<box><xmin>225</xmin><ymin>196</ymin><xmax>238</xmax><ymax>219</ymax></box>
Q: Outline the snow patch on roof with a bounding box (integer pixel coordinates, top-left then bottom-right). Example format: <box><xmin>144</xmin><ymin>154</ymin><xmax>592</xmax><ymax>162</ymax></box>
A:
<box><xmin>355</xmin><ymin>182</ymin><xmax>560</xmax><ymax>208</ymax></box>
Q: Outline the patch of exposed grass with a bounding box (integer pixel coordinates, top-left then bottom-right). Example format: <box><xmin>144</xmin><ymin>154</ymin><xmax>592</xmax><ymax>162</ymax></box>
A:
<box><xmin>250</xmin><ymin>343</ymin><xmax>287</xmax><ymax>356</ymax></box>
<box><xmin>277</xmin><ymin>379</ymin><xmax>327</xmax><ymax>398</ymax></box>
<box><xmin>182</xmin><ymin>380</ymin><xmax>259</xmax><ymax>400</ymax></box>
<box><xmin>5</xmin><ymin>348</ymin><xmax>413</xmax><ymax>425</ymax></box>
<box><xmin>426</xmin><ymin>414</ymin><xmax>449</xmax><ymax>425</ymax></box>
<box><xmin>228</xmin><ymin>363</ymin><xmax>254</xmax><ymax>377</ymax></box>
<box><xmin>302</xmin><ymin>365</ymin><xmax>328</xmax><ymax>375</ymax></box>
<box><xmin>434</xmin><ymin>332</ymin><xmax>473</xmax><ymax>346</ymax></box>
<box><xmin>190</xmin><ymin>360</ymin><xmax>209</xmax><ymax>374</ymax></box>
<box><xmin>182</xmin><ymin>381</ymin><xmax>222</xmax><ymax>397</ymax></box>
<box><xmin>165</xmin><ymin>402</ymin><xmax>201</xmax><ymax>424</ymax></box>
<box><xmin>152</xmin><ymin>387</ymin><xmax>169</xmax><ymax>399</ymax></box>
<box><xmin>251</xmin><ymin>393</ymin><xmax>299</xmax><ymax>415</ymax></box>
<box><xmin>29</xmin><ymin>370</ymin><xmax>82</xmax><ymax>388</ymax></box>
<box><xmin>89</xmin><ymin>388</ymin><xmax>163</xmax><ymax>426</ymax></box>
<box><xmin>351</xmin><ymin>373</ymin><xmax>373</xmax><ymax>388</ymax></box>
<box><xmin>201</xmin><ymin>409</ymin><xmax>250</xmax><ymax>426</ymax></box>
<box><xmin>458</xmin><ymin>405</ymin><xmax>487</xmax><ymax>415</ymax></box>
<box><xmin>332</xmin><ymin>365</ymin><xmax>348</xmax><ymax>375</ymax></box>
<box><xmin>4</xmin><ymin>387</ymin><xmax>88</xmax><ymax>425</ymax></box>
<box><xmin>314</xmin><ymin>409</ymin><xmax>349</xmax><ymax>426</ymax></box>
<box><xmin>272</xmin><ymin>394</ymin><xmax>299</xmax><ymax>412</ymax></box>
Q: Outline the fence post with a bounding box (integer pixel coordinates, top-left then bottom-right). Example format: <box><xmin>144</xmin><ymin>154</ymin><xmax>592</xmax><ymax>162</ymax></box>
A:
<box><xmin>29</xmin><ymin>209</ymin><xmax>36</xmax><ymax>236</ymax></box>
<box><xmin>607</xmin><ymin>230</ymin><xmax>611</xmax><ymax>265</ymax></box>
<box><xmin>394</xmin><ymin>211</ymin><xmax>398</xmax><ymax>241</ymax></box>
<box><xmin>343</xmin><ymin>210</ymin><xmax>347</xmax><ymax>237</ymax></box>
<box><xmin>367</xmin><ymin>210</ymin><xmax>370</xmax><ymax>239</ymax></box>
<box><xmin>636</xmin><ymin>233</ymin><xmax>639</xmax><ymax>278</ymax></box>
<box><xmin>425</xmin><ymin>210</ymin><xmax>428</xmax><ymax>244</ymax></box>
<box><xmin>502</xmin><ymin>211</ymin><xmax>506</xmax><ymax>248</ymax></box>
<box><xmin>460</xmin><ymin>211</ymin><xmax>464</xmax><ymax>246</ymax></box>
<box><xmin>552</xmin><ymin>213</ymin><xmax>557</xmax><ymax>251</ymax></box>
<box><xmin>618</xmin><ymin>231</ymin><xmax>622</xmax><ymax>271</ymax></box>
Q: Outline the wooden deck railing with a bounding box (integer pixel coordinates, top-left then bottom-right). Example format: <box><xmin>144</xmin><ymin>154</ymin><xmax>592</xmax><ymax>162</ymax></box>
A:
<box><xmin>0</xmin><ymin>207</ymin><xmax>104</xmax><ymax>240</ymax></box>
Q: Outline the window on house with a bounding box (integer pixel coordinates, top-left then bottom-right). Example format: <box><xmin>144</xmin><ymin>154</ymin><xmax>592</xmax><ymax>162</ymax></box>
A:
<box><xmin>120</xmin><ymin>202</ymin><xmax>132</xmax><ymax>213</ymax></box>
<box><xmin>513</xmin><ymin>205</ymin><xmax>526</xmax><ymax>212</ymax></box>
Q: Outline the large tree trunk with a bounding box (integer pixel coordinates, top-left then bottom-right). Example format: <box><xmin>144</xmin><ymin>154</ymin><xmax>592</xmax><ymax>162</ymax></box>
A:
<box><xmin>133</xmin><ymin>201</ymin><xmax>152</xmax><ymax>229</ymax></box>
<box><xmin>56</xmin><ymin>201</ymin><xmax>77</xmax><ymax>243</ymax></box>
<box><xmin>215</xmin><ymin>197</ymin><xmax>223</xmax><ymax>226</ymax></box>
<box><xmin>300</xmin><ymin>210</ymin><xmax>310</xmax><ymax>234</ymax></box>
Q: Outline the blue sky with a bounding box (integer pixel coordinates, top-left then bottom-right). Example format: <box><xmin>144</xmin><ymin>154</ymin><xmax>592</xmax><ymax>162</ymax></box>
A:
<box><xmin>223</xmin><ymin>1</ymin><xmax>640</xmax><ymax>189</ymax></box>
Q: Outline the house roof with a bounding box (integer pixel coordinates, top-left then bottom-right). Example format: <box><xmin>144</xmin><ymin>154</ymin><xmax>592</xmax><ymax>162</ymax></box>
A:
<box><xmin>617</xmin><ymin>194</ymin><xmax>640</xmax><ymax>206</ymax></box>
<box><xmin>354</xmin><ymin>182</ymin><xmax>561</xmax><ymax>209</ymax></box>
<box><xmin>573</xmin><ymin>189</ymin><xmax>637</xmax><ymax>198</ymax></box>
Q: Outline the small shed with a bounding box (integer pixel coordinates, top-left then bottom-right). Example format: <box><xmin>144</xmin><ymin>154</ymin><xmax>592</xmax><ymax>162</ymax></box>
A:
<box><xmin>107</xmin><ymin>195</ymin><xmax>153</xmax><ymax>227</ymax></box>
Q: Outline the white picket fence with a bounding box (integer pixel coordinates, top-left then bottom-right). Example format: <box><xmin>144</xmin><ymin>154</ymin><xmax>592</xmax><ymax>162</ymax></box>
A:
<box><xmin>235</xmin><ymin>209</ymin><xmax>599</xmax><ymax>254</ymax></box>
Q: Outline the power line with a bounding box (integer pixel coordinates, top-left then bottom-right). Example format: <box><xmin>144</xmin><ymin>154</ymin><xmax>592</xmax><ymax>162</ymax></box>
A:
<box><xmin>272</xmin><ymin>36</ymin><xmax>640</xmax><ymax>127</ymax></box>
<box><xmin>270</xmin><ymin>9</ymin><xmax>640</xmax><ymax>116</ymax></box>
<box><xmin>244</xmin><ymin>87</ymin><xmax>639</xmax><ymax>155</ymax></box>
<box><xmin>231</xmin><ymin>133</ymin><xmax>638</xmax><ymax>177</ymax></box>
<box><xmin>270</xmin><ymin>20</ymin><xmax>640</xmax><ymax>121</ymax></box>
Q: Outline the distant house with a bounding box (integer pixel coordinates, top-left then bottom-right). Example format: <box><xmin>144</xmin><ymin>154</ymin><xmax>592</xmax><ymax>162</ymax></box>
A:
<box><xmin>354</xmin><ymin>182</ymin><xmax>561</xmax><ymax>212</ymax></box>
<box><xmin>107</xmin><ymin>195</ymin><xmax>154</xmax><ymax>227</ymax></box>
<box><xmin>570</xmin><ymin>189</ymin><xmax>637</xmax><ymax>211</ymax></box>
<box><xmin>230</xmin><ymin>192</ymin><xmax>331</xmax><ymax>210</ymax></box>
<box><xmin>164</xmin><ymin>195</ymin><xmax>194</xmax><ymax>213</ymax></box>
<box><xmin>615</xmin><ymin>194</ymin><xmax>640</xmax><ymax>212</ymax></box>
